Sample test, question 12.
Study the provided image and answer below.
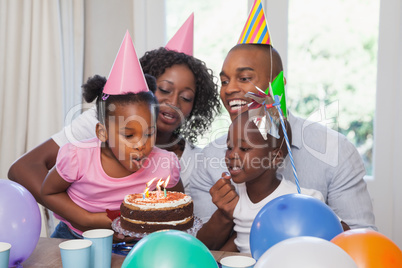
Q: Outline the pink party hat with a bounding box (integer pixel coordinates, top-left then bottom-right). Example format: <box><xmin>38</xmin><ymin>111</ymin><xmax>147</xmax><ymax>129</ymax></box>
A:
<box><xmin>165</xmin><ymin>13</ymin><xmax>194</xmax><ymax>56</ymax></box>
<box><xmin>103</xmin><ymin>30</ymin><xmax>149</xmax><ymax>96</ymax></box>
<box><xmin>238</xmin><ymin>0</ymin><xmax>272</xmax><ymax>46</ymax></box>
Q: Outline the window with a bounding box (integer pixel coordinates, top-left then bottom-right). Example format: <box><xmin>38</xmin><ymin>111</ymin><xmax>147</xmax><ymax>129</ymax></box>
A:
<box><xmin>287</xmin><ymin>0</ymin><xmax>380</xmax><ymax>175</ymax></box>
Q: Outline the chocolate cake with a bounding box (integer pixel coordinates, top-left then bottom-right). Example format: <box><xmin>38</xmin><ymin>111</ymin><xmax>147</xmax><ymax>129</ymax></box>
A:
<box><xmin>120</xmin><ymin>191</ymin><xmax>194</xmax><ymax>233</ymax></box>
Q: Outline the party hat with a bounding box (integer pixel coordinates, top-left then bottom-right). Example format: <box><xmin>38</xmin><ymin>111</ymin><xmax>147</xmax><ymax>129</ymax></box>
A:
<box><xmin>165</xmin><ymin>13</ymin><xmax>194</xmax><ymax>56</ymax></box>
<box><xmin>103</xmin><ymin>30</ymin><xmax>149</xmax><ymax>96</ymax></box>
<box><xmin>238</xmin><ymin>0</ymin><xmax>272</xmax><ymax>45</ymax></box>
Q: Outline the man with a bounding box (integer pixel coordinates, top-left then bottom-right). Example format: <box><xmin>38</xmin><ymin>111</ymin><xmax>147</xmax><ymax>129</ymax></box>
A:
<box><xmin>192</xmin><ymin>1</ymin><xmax>375</xmax><ymax>249</ymax></box>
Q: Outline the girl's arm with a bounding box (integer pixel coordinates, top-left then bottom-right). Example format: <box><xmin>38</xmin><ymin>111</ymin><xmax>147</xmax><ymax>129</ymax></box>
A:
<box><xmin>41</xmin><ymin>167</ymin><xmax>112</xmax><ymax>232</ymax></box>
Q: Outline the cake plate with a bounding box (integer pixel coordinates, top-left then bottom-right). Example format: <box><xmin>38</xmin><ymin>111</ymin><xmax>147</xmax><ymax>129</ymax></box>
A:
<box><xmin>112</xmin><ymin>216</ymin><xmax>203</xmax><ymax>239</ymax></box>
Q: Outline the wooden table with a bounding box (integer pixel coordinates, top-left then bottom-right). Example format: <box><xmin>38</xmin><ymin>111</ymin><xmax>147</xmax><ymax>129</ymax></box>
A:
<box><xmin>23</xmin><ymin>237</ymin><xmax>251</xmax><ymax>267</ymax></box>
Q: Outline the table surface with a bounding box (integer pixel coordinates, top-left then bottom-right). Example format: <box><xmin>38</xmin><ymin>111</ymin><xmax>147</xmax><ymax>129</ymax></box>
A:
<box><xmin>23</xmin><ymin>237</ymin><xmax>251</xmax><ymax>267</ymax></box>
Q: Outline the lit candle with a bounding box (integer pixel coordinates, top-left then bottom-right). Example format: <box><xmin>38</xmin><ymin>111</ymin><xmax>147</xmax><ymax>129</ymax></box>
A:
<box><xmin>144</xmin><ymin>177</ymin><xmax>156</xmax><ymax>198</ymax></box>
<box><xmin>142</xmin><ymin>192</ymin><xmax>145</xmax><ymax>200</ymax></box>
<box><xmin>156</xmin><ymin>178</ymin><xmax>163</xmax><ymax>200</ymax></box>
<box><xmin>164</xmin><ymin>175</ymin><xmax>170</xmax><ymax>198</ymax></box>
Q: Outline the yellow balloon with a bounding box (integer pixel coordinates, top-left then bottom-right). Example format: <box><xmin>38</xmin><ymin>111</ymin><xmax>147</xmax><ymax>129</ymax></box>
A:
<box><xmin>331</xmin><ymin>229</ymin><xmax>402</xmax><ymax>268</ymax></box>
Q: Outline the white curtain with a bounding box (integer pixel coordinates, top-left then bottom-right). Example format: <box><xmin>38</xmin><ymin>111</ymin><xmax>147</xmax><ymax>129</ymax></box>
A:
<box><xmin>0</xmin><ymin>0</ymin><xmax>84</xmax><ymax>237</ymax></box>
<box><xmin>0</xmin><ymin>0</ymin><xmax>84</xmax><ymax>179</ymax></box>
<box><xmin>59</xmin><ymin>1</ymin><xmax>85</xmax><ymax>119</ymax></box>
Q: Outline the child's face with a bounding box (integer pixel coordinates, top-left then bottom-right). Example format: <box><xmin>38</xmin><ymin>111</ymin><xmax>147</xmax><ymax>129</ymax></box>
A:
<box><xmin>155</xmin><ymin>64</ymin><xmax>196</xmax><ymax>135</ymax></box>
<box><xmin>225</xmin><ymin>114</ymin><xmax>277</xmax><ymax>184</ymax></box>
<box><xmin>106</xmin><ymin>102</ymin><xmax>156</xmax><ymax>173</ymax></box>
<box><xmin>220</xmin><ymin>46</ymin><xmax>272</xmax><ymax>121</ymax></box>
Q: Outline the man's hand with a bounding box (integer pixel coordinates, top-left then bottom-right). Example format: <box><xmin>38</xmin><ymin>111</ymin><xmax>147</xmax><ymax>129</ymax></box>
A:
<box><xmin>209</xmin><ymin>172</ymin><xmax>239</xmax><ymax>220</ymax></box>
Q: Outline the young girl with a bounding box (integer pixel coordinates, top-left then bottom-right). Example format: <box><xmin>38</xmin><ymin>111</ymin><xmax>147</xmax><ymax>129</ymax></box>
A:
<box><xmin>221</xmin><ymin>111</ymin><xmax>325</xmax><ymax>253</ymax></box>
<box><xmin>41</xmin><ymin>33</ymin><xmax>181</xmax><ymax>239</ymax></box>
<box><xmin>41</xmin><ymin>74</ymin><xmax>180</xmax><ymax>239</ymax></box>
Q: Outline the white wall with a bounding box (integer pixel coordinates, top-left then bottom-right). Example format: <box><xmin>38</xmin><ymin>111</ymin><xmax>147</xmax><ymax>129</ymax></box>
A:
<box><xmin>83</xmin><ymin>0</ymin><xmax>134</xmax><ymax>80</ymax></box>
<box><xmin>83</xmin><ymin>0</ymin><xmax>165</xmax><ymax>80</ymax></box>
<box><xmin>368</xmin><ymin>0</ymin><xmax>402</xmax><ymax>248</ymax></box>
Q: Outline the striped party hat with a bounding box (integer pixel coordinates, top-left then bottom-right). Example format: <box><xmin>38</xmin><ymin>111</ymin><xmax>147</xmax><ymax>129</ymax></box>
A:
<box><xmin>238</xmin><ymin>0</ymin><xmax>272</xmax><ymax>45</ymax></box>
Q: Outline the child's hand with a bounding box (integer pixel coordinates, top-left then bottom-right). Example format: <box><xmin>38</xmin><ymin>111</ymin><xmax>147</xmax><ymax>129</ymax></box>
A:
<box><xmin>209</xmin><ymin>172</ymin><xmax>239</xmax><ymax>220</ymax></box>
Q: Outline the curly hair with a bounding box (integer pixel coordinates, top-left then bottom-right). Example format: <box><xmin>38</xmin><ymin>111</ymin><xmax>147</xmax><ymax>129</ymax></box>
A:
<box><xmin>140</xmin><ymin>47</ymin><xmax>221</xmax><ymax>144</ymax></box>
<box><xmin>82</xmin><ymin>74</ymin><xmax>159</xmax><ymax>124</ymax></box>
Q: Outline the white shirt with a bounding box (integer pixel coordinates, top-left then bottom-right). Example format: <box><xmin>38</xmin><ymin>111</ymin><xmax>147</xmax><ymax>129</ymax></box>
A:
<box><xmin>233</xmin><ymin>178</ymin><xmax>324</xmax><ymax>253</ymax></box>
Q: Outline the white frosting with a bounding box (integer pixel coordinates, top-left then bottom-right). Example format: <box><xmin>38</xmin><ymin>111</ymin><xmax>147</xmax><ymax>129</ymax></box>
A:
<box><xmin>121</xmin><ymin>216</ymin><xmax>193</xmax><ymax>226</ymax></box>
<box><xmin>124</xmin><ymin>192</ymin><xmax>192</xmax><ymax>210</ymax></box>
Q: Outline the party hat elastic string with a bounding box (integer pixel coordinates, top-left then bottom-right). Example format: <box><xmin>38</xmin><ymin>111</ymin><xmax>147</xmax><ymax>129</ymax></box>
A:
<box><xmin>270</xmin><ymin>46</ymin><xmax>273</xmax><ymax>85</ymax></box>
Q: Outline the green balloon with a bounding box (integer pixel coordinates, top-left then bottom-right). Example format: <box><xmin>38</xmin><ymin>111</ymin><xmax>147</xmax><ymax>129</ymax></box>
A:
<box><xmin>122</xmin><ymin>230</ymin><xmax>218</xmax><ymax>268</ymax></box>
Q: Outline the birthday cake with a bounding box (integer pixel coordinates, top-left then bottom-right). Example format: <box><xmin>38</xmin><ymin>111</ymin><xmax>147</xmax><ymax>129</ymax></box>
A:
<box><xmin>120</xmin><ymin>191</ymin><xmax>194</xmax><ymax>233</ymax></box>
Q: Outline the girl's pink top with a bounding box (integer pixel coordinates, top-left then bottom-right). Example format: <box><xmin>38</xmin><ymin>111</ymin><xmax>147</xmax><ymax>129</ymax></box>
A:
<box><xmin>55</xmin><ymin>137</ymin><xmax>181</xmax><ymax>234</ymax></box>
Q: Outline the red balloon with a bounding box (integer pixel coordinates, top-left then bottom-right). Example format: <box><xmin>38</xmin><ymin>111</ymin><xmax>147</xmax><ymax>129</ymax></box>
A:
<box><xmin>331</xmin><ymin>229</ymin><xmax>402</xmax><ymax>268</ymax></box>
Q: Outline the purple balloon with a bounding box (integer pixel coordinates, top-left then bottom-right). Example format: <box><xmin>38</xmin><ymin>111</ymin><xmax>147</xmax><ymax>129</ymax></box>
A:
<box><xmin>0</xmin><ymin>180</ymin><xmax>41</xmax><ymax>267</ymax></box>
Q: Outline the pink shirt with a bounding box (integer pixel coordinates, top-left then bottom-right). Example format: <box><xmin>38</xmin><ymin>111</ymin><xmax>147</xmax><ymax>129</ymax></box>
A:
<box><xmin>55</xmin><ymin>138</ymin><xmax>180</xmax><ymax>234</ymax></box>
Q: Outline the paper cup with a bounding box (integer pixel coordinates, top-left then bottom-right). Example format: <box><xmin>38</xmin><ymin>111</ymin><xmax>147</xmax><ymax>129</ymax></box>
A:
<box><xmin>0</xmin><ymin>242</ymin><xmax>11</xmax><ymax>268</ymax></box>
<box><xmin>59</xmin><ymin>239</ymin><xmax>92</xmax><ymax>268</ymax></box>
<box><xmin>82</xmin><ymin>229</ymin><xmax>114</xmax><ymax>268</ymax></box>
<box><xmin>220</xmin><ymin>256</ymin><xmax>256</xmax><ymax>268</ymax></box>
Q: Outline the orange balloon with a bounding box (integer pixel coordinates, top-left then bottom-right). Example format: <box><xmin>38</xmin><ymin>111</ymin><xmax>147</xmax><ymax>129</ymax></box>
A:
<box><xmin>331</xmin><ymin>229</ymin><xmax>402</xmax><ymax>268</ymax></box>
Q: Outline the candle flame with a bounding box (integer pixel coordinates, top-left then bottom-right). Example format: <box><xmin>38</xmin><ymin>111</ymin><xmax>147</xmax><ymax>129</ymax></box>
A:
<box><xmin>164</xmin><ymin>175</ymin><xmax>171</xmax><ymax>188</ymax></box>
<box><xmin>156</xmin><ymin>178</ymin><xmax>164</xmax><ymax>189</ymax></box>
<box><xmin>144</xmin><ymin>177</ymin><xmax>157</xmax><ymax>198</ymax></box>
<box><xmin>142</xmin><ymin>176</ymin><xmax>171</xmax><ymax>199</ymax></box>
<box><xmin>146</xmin><ymin>177</ymin><xmax>157</xmax><ymax>187</ymax></box>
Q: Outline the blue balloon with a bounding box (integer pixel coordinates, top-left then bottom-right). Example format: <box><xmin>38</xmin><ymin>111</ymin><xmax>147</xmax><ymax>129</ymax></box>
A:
<box><xmin>122</xmin><ymin>230</ymin><xmax>218</xmax><ymax>268</ymax></box>
<box><xmin>250</xmin><ymin>194</ymin><xmax>343</xmax><ymax>260</ymax></box>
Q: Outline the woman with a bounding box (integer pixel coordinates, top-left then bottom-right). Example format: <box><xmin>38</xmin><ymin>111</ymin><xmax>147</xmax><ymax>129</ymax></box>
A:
<box><xmin>8</xmin><ymin>47</ymin><xmax>221</xmax><ymax>204</ymax></box>
<box><xmin>141</xmin><ymin>48</ymin><xmax>221</xmax><ymax>190</ymax></box>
